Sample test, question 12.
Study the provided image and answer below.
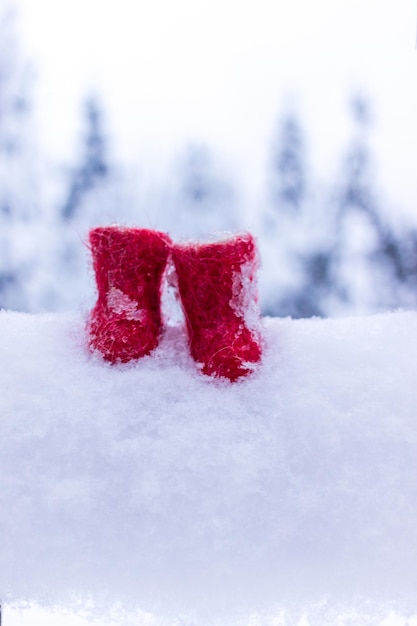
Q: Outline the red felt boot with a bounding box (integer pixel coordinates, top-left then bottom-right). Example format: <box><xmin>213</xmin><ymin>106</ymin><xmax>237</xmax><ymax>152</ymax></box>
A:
<box><xmin>172</xmin><ymin>233</ymin><xmax>263</xmax><ymax>381</ymax></box>
<box><xmin>88</xmin><ymin>226</ymin><xmax>172</xmax><ymax>363</ymax></box>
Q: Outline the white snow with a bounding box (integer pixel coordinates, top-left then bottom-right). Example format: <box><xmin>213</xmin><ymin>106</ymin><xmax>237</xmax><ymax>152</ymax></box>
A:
<box><xmin>1</xmin><ymin>309</ymin><xmax>417</xmax><ymax>625</ymax></box>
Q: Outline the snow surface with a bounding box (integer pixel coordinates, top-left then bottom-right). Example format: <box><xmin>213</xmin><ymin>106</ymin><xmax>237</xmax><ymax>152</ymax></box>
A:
<box><xmin>1</xmin><ymin>309</ymin><xmax>417</xmax><ymax>625</ymax></box>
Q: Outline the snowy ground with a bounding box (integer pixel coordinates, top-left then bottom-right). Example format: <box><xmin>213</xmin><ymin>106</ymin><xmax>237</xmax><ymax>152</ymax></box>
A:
<box><xmin>1</xmin><ymin>309</ymin><xmax>417</xmax><ymax>625</ymax></box>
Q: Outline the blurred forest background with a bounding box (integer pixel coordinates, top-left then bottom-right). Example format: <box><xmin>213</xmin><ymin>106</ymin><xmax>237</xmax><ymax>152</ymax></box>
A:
<box><xmin>1</xmin><ymin>1</ymin><xmax>417</xmax><ymax>318</ymax></box>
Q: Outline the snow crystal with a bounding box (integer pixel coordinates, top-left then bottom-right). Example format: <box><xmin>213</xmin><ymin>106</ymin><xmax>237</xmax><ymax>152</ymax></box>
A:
<box><xmin>230</xmin><ymin>258</ymin><xmax>262</xmax><ymax>334</ymax></box>
<box><xmin>106</xmin><ymin>286</ymin><xmax>147</xmax><ymax>322</ymax></box>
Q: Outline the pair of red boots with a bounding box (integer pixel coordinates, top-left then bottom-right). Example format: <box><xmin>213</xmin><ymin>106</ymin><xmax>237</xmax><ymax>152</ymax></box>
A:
<box><xmin>87</xmin><ymin>226</ymin><xmax>263</xmax><ymax>381</ymax></box>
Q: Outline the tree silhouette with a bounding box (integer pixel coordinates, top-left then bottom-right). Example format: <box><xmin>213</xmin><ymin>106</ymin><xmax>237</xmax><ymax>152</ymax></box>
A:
<box><xmin>62</xmin><ymin>96</ymin><xmax>109</xmax><ymax>221</ymax></box>
<box><xmin>0</xmin><ymin>1</ymin><xmax>38</xmax><ymax>310</ymax></box>
<box><xmin>335</xmin><ymin>94</ymin><xmax>417</xmax><ymax>311</ymax></box>
<box><xmin>270</xmin><ymin>113</ymin><xmax>306</xmax><ymax>213</ymax></box>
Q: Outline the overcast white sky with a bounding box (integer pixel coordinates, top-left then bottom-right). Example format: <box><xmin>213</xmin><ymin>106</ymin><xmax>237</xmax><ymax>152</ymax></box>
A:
<box><xmin>15</xmin><ymin>0</ymin><xmax>417</xmax><ymax>218</ymax></box>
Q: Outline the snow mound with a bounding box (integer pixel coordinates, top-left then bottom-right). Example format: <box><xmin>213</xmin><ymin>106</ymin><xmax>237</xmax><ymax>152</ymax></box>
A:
<box><xmin>1</xmin><ymin>310</ymin><xmax>417</xmax><ymax>625</ymax></box>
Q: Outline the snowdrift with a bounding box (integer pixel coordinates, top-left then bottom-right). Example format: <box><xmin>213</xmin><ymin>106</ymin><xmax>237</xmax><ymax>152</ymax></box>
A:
<box><xmin>1</xmin><ymin>310</ymin><xmax>417</xmax><ymax>625</ymax></box>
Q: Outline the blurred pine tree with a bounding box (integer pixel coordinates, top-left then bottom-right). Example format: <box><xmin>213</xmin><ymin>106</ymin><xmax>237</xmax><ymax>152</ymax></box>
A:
<box><xmin>62</xmin><ymin>96</ymin><xmax>109</xmax><ymax>221</ymax></box>
<box><xmin>0</xmin><ymin>1</ymin><xmax>40</xmax><ymax>311</ymax></box>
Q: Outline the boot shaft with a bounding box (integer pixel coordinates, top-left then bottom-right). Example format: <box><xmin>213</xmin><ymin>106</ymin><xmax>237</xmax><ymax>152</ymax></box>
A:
<box><xmin>90</xmin><ymin>227</ymin><xmax>171</xmax><ymax>312</ymax></box>
<box><xmin>172</xmin><ymin>233</ymin><xmax>259</xmax><ymax>325</ymax></box>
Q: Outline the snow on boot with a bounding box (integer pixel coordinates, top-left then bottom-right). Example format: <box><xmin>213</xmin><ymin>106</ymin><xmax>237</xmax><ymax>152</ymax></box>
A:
<box><xmin>172</xmin><ymin>233</ymin><xmax>263</xmax><ymax>381</ymax></box>
<box><xmin>88</xmin><ymin>226</ymin><xmax>172</xmax><ymax>363</ymax></box>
